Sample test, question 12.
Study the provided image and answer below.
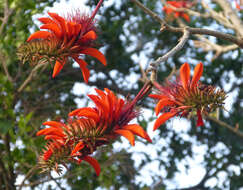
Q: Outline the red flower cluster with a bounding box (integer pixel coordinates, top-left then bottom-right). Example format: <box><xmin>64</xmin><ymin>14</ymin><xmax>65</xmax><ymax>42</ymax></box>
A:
<box><xmin>150</xmin><ymin>63</ymin><xmax>226</xmax><ymax>131</ymax></box>
<box><xmin>163</xmin><ymin>0</ymin><xmax>191</xmax><ymax>22</ymax></box>
<box><xmin>37</xmin><ymin>87</ymin><xmax>152</xmax><ymax>175</ymax></box>
<box><xmin>24</xmin><ymin>11</ymin><xmax>106</xmax><ymax>82</ymax></box>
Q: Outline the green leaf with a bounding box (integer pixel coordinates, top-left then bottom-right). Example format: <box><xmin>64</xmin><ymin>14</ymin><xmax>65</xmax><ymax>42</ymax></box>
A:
<box><xmin>0</xmin><ymin>120</ymin><xmax>12</xmax><ymax>134</ymax></box>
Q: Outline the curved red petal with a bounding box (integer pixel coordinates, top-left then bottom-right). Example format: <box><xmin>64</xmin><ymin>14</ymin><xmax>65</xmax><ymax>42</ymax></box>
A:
<box><xmin>155</xmin><ymin>99</ymin><xmax>175</xmax><ymax>116</ymax></box>
<box><xmin>44</xmin><ymin>135</ymin><xmax>63</xmax><ymax>140</ymax></box>
<box><xmin>27</xmin><ymin>31</ymin><xmax>51</xmax><ymax>42</ymax></box>
<box><xmin>48</xmin><ymin>12</ymin><xmax>66</xmax><ymax>35</ymax></box>
<box><xmin>115</xmin><ymin>129</ymin><xmax>135</xmax><ymax>146</ymax></box>
<box><xmin>83</xmin><ymin>156</ymin><xmax>101</xmax><ymax>176</ymax></box>
<box><xmin>42</xmin><ymin>121</ymin><xmax>64</xmax><ymax>128</ymax></box>
<box><xmin>52</xmin><ymin>60</ymin><xmax>65</xmax><ymax>78</ymax></box>
<box><xmin>69</xmin><ymin>108</ymin><xmax>83</xmax><ymax>116</ymax></box>
<box><xmin>71</xmin><ymin>141</ymin><xmax>84</xmax><ymax>156</ymax></box>
<box><xmin>180</xmin><ymin>62</ymin><xmax>191</xmax><ymax>90</ymax></box>
<box><xmin>38</xmin><ymin>17</ymin><xmax>55</xmax><ymax>24</ymax></box>
<box><xmin>153</xmin><ymin>112</ymin><xmax>177</xmax><ymax>131</ymax></box>
<box><xmin>76</xmin><ymin>108</ymin><xmax>99</xmax><ymax>122</ymax></box>
<box><xmin>82</xmin><ymin>30</ymin><xmax>97</xmax><ymax>41</ymax></box>
<box><xmin>88</xmin><ymin>94</ymin><xmax>109</xmax><ymax>118</ymax></box>
<box><xmin>36</xmin><ymin>127</ymin><xmax>64</xmax><ymax>137</ymax></box>
<box><xmin>191</xmin><ymin>62</ymin><xmax>203</xmax><ymax>88</ymax></box>
<box><xmin>73</xmin><ymin>57</ymin><xmax>90</xmax><ymax>83</ymax></box>
<box><xmin>80</xmin><ymin>48</ymin><xmax>106</xmax><ymax>66</ymax></box>
<box><xmin>40</xmin><ymin>23</ymin><xmax>62</xmax><ymax>38</ymax></box>
<box><xmin>149</xmin><ymin>94</ymin><xmax>168</xmax><ymax>100</ymax></box>
<box><xmin>123</xmin><ymin>124</ymin><xmax>152</xmax><ymax>143</ymax></box>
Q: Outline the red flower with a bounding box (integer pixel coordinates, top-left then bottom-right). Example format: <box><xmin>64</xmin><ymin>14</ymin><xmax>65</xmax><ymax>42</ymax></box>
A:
<box><xmin>37</xmin><ymin>85</ymin><xmax>152</xmax><ymax>175</ymax></box>
<box><xmin>150</xmin><ymin>63</ymin><xmax>226</xmax><ymax>131</ymax></box>
<box><xmin>235</xmin><ymin>0</ymin><xmax>242</xmax><ymax>10</ymax></box>
<box><xmin>26</xmin><ymin>11</ymin><xmax>106</xmax><ymax>82</ymax></box>
<box><xmin>163</xmin><ymin>0</ymin><xmax>191</xmax><ymax>22</ymax></box>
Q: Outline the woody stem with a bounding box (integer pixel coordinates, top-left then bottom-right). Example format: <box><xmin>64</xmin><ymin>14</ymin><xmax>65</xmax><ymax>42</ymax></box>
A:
<box><xmin>90</xmin><ymin>0</ymin><xmax>104</xmax><ymax>21</ymax></box>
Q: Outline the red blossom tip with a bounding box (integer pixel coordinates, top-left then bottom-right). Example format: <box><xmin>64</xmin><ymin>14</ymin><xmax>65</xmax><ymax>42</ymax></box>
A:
<box><xmin>196</xmin><ymin>109</ymin><xmax>204</xmax><ymax>127</ymax></box>
<box><xmin>153</xmin><ymin>112</ymin><xmax>177</xmax><ymax>131</ymax></box>
<box><xmin>115</xmin><ymin>129</ymin><xmax>135</xmax><ymax>146</ymax></box>
<box><xmin>83</xmin><ymin>156</ymin><xmax>101</xmax><ymax>176</ymax></box>
<box><xmin>180</xmin><ymin>62</ymin><xmax>191</xmax><ymax>90</ymax></box>
<box><xmin>191</xmin><ymin>62</ymin><xmax>203</xmax><ymax>88</ymax></box>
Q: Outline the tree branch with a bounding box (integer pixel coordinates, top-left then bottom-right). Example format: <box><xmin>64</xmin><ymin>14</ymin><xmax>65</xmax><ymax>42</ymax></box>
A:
<box><xmin>149</xmin><ymin>27</ymin><xmax>190</xmax><ymax>81</ymax></box>
<box><xmin>206</xmin><ymin>116</ymin><xmax>243</xmax><ymax>138</ymax></box>
<box><xmin>17</xmin><ymin>63</ymin><xmax>47</xmax><ymax>93</ymax></box>
<box><xmin>131</xmin><ymin>0</ymin><xmax>243</xmax><ymax>48</ymax></box>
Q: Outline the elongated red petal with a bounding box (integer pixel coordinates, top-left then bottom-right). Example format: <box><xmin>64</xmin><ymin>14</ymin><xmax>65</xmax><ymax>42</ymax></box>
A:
<box><xmin>115</xmin><ymin>129</ymin><xmax>135</xmax><ymax>146</ymax></box>
<box><xmin>82</xmin><ymin>30</ymin><xmax>97</xmax><ymax>41</ymax></box>
<box><xmin>153</xmin><ymin>112</ymin><xmax>177</xmax><ymax>131</ymax></box>
<box><xmin>71</xmin><ymin>141</ymin><xmax>84</xmax><ymax>156</ymax></box>
<box><xmin>191</xmin><ymin>62</ymin><xmax>203</xmax><ymax>88</ymax></box>
<box><xmin>43</xmin><ymin>149</ymin><xmax>53</xmax><ymax>161</ymax></box>
<box><xmin>196</xmin><ymin>109</ymin><xmax>204</xmax><ymax>127</ymax></box>
<box><xmin>83</xmin><ymin>156</ymin><xmax>101</xmax><ymax>176</ymax></box>
<box><xmin>155</xmin><ymin>99</ymin><xmax>175</xmax><ymax>116</ymax></box>
<box><xmin>80</xmin><ymin>48</ymin><xmax>106</xmax><ymax>66</ymax></box>
<box><xmin>76</xmin><ymin>108</ymin><xmax>99</xmax><ymax>122</ymax></box>
<box><xmin>27</xmin><ymin>31</ymin><xmax>51</xmax><ymax>42</ymax></box>
<box><xmin>149</xmin><ymin>94</ymin><xmax>168</xmax><ymax>100</ymax></box>
<box><xmin>44</xmin><ymin>135</ymin><xmax>63</xmax><ymax>140</ymax></box>
<box><xmin>73</xmin><ymin>57</ymin><xmax>90</xmax><ymax>83</ymax></box>
<box><xmin>88</xmin><ymin>94</ymin><xmax>109</xmax><ymax>118</ymax></box>
<box><xmin>48</xmin><ymin>12</ymin><xmax>66</xmax><ymax>35</ymax></box>
<box><xmin>36</xmin><ymin>127</ymin><xmax>64</xmax><ymax>137</ymax></box>
<box><xmin>40</xmin><ymin>23</ymin><xmax>62</xmax><ymax>38</ymax></box>
<box><xmin>123</xmin><ymin>124</ymin><xmax>152</xmax><ymax>143</ymax></box>
<box><xmin>42</xmin><ymin>121</ymin><xmax>64</xmax><ymax>128</ymax></box>
<box><xmin>52</xmin><ymin>60</ymin><xmax>65</xmax><ymax>78</ymax></box>
<box><xmin>180</xmin><ymin>63</ymin><xmax>190</xmax><ymax>90</ymax></box>
<box><xmin>38</xmin><ymin>17</ymin><xmax>56</xmax><ymax>24</ymax></box>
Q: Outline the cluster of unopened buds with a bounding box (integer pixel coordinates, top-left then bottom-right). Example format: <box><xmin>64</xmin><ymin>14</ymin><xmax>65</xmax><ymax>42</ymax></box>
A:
<box><xmin>18</xmin><ymin>0</ymin><xmax>226</xmax><ymax>175</ymax></box>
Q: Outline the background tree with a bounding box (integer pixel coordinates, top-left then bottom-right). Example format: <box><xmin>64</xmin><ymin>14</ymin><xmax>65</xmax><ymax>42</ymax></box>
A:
<box><xmin>0</xmin><ymin>0</ymin><xmax>242</xmax><ymax>189</ymax></box>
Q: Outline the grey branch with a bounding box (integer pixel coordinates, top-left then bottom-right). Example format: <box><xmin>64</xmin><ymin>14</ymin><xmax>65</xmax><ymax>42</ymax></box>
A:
<box><xmin>131</xmin><ymin>0</ymin><xmax>243</xmax><ymax>48</ymax></box>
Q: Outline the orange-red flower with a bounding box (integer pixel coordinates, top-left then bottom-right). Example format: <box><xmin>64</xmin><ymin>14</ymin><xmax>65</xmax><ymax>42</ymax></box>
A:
<box><xmin>23</xmin><ymin>10</ymin><xmax>106</xmax><ymax>83</ymax></box>
<box><xmin>163</xmin><ymin>0</ymin><xmax>191</xmax><ymax>22</ymax></box>
<box><xmin>235</xmin><ymin>0</ymin><xmax>242</xmax><ymax>10</ymax></box>
<box><xmin>150</xmin><ymin>63</ymin><xmax>226</xmax><ymax>131</ymax></box>
<box><xmin>37</xmin><ymin>85</ymin><xmax>152</xmax><ymax>175</ymax></box>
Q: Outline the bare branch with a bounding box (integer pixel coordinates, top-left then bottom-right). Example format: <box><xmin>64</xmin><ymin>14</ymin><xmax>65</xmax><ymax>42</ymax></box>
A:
<box><xmin>213</xmin><ymin>0</ymin><xmax>243</xmax><ymax>37</ymax></box>
<box><xmin>18</xmin><ymin>165</ymin><xmax>39</xmax><ymax>190</ymax></box>
<box><xmin>17</xmin><ymin>63</ymin><xmax>47</xmax><ymax>93</ymax></box>
<box><xmin>206</xmin><ymin>116</ymin><xmax>243</xmax><ymax>138</ymax></box>
<box><xmin>201</xmin><ymin>1</ymin><xmax>235</xmax><ymax>30</ymax></box>
<box><xmin>149</xmin><ymin>27</ymin><xmax>190</xmax><ymax>78</ymax></box>
<box><xmin>131</xmin><ymin>0</ymin><xmax>243</xmax><ymax>48</ymax></box>
<box><xmin>0</xmin><ymin>51</ymin><xmax>13</xmax><ymax>82</ymax></box>
<box><xmin>0</xmin><ymin>0</ymin><xmax>14</xmax><ymax>36</ymax></box>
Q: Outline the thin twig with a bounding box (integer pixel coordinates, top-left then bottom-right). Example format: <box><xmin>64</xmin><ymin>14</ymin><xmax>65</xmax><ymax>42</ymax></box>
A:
<box><xmin>149</xmin><ymin>27</ymin><xmax>190</xmax><ymax>82</ymax></box>
<box><xmin>17</xmin><ymin>63</ymin><xmax>47</xmax><ymax>93</ymax></box>
<box><xmin>0</xmin><ymin>51</ymin><xmax>13</xmax><ymax>82</ymax></box>
<box><xmin>0</xmin><ymin>0</ymin><xmax>14</xmax><ymax>36</ymax></box>
<box><xmin>206</xmin><ymin>116</ymin><xmax>243</xmax><ymax>138</ymax></box>
<box><xmin>18</xmin><ymin>165</ymin><xmax>39</xmax><ymax>190</ymax></box>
